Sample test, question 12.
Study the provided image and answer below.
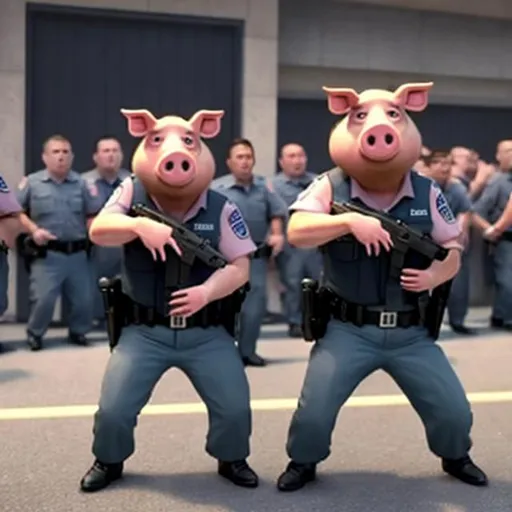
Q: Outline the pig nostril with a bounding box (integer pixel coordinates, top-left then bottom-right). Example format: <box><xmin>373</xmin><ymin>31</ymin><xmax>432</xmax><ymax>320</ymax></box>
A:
<box><xmin>165</xmin><ymin>161</ymin><xmax>174</xmax><ymax>171</ymax></box>
<box><xmin>182</xmin><ymin>160</ymin><xmax>190</xmax><ymax>171</ymax></box>
<box><xmin>367</xmin><ymin>135</ymin><xmax>376</xmax><ymax>146</ymax></box>
<box><xmin>385</xmin><ymin>134</ymin><xmax>394</xmax><ymax>145</ymax></box>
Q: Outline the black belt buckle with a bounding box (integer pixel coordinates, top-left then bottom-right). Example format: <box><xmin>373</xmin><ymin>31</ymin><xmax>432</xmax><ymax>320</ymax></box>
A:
<box><xmin>169</xmin><ymin>314</ymin><xmax>187</xmax><ymax>329</ymax></box>
<box><xmin>378</xmin><ymin>311</ymin><xmax>398</xmax><ymax>328</ymax></box>
<box><xmin>66</xmin><ymin>241</ymin><xmax>74</xmax><ymax>254</ymax></box>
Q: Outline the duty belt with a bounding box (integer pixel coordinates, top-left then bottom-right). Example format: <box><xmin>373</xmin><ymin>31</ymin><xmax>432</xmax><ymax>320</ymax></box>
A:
<box><xmin>126</xmin><ymin>300</ymin><xmax>224</xmax><ymax>330</ymax></box>
<box><xmin>0</xmin><ymin>240</ymin><xmax>8</xmax><ymax>254</ymax></box>
<box><xmin>329</xmin><ymin>295</ymin><xmax>422</xmax><ymax>329</ymax></box>
<box><xmin>47</xmin><ymin>239</ymin><xmax>88</xmax><ymax>254</ymax></box>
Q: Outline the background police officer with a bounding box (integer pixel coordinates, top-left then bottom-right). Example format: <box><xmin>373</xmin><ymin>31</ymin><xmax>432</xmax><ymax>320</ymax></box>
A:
<box><xmin>422</xmin><ymin>150</ymin><xmax>474</xmax><ymax>334</ymax></box>
<box><xmin>83</xmin><ymin>136</ymin><xmax>130</xmax><ymax>328</ymax></box>
<box><xmin>211</xmin><ymin>138</ymin><xmax>287</xmax><ymax>366</ymax></box>
<box><xmin>471</xmin><ymin>140</ymin><xmax>512</xmax><ymax>331</ymax></box>
<box><xmin>16</xmin><ymin>135</ymin><xmax>101</xmax><ymax>350</ymax></box>
<box><xmin>272</xmin><ymin>143</ymin><xmax>322</xmax><ymax>338</ymax></box>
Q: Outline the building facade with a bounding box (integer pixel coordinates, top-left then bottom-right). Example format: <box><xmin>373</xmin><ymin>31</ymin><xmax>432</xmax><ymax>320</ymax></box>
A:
<box><xmin>2</xmin><ymin>0</ymin><xmax>511</xmax><ymax>319</ymax></box>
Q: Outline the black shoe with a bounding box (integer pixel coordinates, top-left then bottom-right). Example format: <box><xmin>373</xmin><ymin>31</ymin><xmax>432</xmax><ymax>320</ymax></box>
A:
<box><xmin>68</xmin><ymin>333</ymin><xmax>89</xmax><ymax>346</ymax></box>
<box><xmin>442</xmin><ymin>456</ymin><xmax>488</xmax><ymax>487</ymax></box>
<box><xmin>27</xmin><ymin>333</ymin><xmax>42</xmax><ymax>351</ymax></box>
<box><xmin>241</xmin><ymin>354</ymin><xmax>266</xmax><ymax>367</ymax></box>
<box><xmin>288</xmin><ymin>324</ymin><xmax>303</xmax><ymax>338</ymax></box>
<box><xmin>80</xmin><ymin>460</ymin><xmax>123</xmax><ymax>492</ymax></box>
<box><xmin>277</xmin><ymin>461</ymin><xmax>316</xmax><ymax>491</ymax></box>
<box><xmin>450</xmin><ymin>324</ymin><xmax>477</xmax><ymax>335</ymax></box>
<box><xmin>489</xmin><ymin>317</ymin><xmax>512</xmax><ymax>330</ymax></box>
<box><xmin>218</xmin><ymin>460</ymin><xmax>259</xmax><ymax>488</ymax></box>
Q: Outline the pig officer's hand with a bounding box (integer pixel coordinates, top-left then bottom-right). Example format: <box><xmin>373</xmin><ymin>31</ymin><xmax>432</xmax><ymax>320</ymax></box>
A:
<box><xmin>134</xmin><ymin>217</ymin><xmax>182</xmax><ymax>260</ymax></box>
<box><xmin>169</xmin><ymin>285</ymin><xmax>209</xmax><ymax>317</ymax></box>
<box><xmin>400</xmin><ymin>268</ymin><xmax>435</xmax><ymax>293</ymax></box>
<box><xmin>32</xmin><ymin>227</ymin><xmax>57</xmax><ymax>246</ymax></box>
<box><xmin>348</xmin><ymin>213</ymin><xmax>393</xmax><ymax>256</ymax></box>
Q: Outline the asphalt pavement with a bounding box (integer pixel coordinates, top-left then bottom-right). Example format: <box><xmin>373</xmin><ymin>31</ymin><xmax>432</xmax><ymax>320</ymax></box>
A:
<box><xmin>1</xmin><ymin>308</ymin><xmax>511</xmax><ymax>512</ymax></box>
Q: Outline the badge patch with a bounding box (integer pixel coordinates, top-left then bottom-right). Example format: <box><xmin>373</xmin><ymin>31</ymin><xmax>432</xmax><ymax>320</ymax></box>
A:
<box><xmin>0</xmin><ymin>176</ymin><xmax>9</xmax><ymax>193</ymax></box>
<box><xmin>87</xmin><ymin>182</ymin><xmax>98</xmax><ymax>197</ymax></box>
<box><xmin>228</xmin><ymin>207</ymin><xmax>249</xmax><ymax>239</ymax></box>
<box><xmin>435</xmin><ymin>190</ymin><xmax>456</xmax><ymax>224</ymax></box>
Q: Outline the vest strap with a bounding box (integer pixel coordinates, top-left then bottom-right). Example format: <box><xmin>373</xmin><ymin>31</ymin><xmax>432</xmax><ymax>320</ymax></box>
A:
<box><xmin>164</xmin><ymin>245</ymin><xmax>195</xmax><ymax>313</ymax></box>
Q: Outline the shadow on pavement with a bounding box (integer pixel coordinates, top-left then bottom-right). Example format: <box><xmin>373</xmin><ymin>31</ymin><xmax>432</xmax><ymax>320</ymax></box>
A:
<box><xmin>121</xmin><ymin>469</ymin><xmax>511</xmax><ymax>512</ymax></box>
<box><xmin>0</xmin><ymin>368</ymin><xmax>32</xmax><ymax>384</ymax></box>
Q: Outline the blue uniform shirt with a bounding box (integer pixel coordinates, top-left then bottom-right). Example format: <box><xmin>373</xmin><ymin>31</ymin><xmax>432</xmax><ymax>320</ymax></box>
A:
<box><xmin>272</xmin><ymin>172</ymin><xmax>317</xmax><ymax>209</ymax></box>
<box><xmin>441</xmin><ymin>180</ymin><xmax>472</xmax><ymax>217</ymax></box>
<box><xmin>17</xmin><ymin>170</ymin><xmax>101</xmax><ymax>241</ymax></box>
<box><xmin>211</xmin><ymin>174</ymin><xmax>287</xmax><ymax>244</ymax></box>
<box><xmin>473</xmin><ymin>172</ymin><xmax>512</xmax><ymax>233</ymax></box>
<box><xmin>82</xmin><ymin>168</ymin><xmax>131</xmax><ymax>208</ymax></box>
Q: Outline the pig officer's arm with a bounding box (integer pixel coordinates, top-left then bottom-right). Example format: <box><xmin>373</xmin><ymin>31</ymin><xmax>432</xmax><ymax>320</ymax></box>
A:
<box><xmin>90</xmin><ymin>178</ymin><xmax>255</xmax><ymax>302</ymax></box>
<box><xmin>287</xmin><ymin>175</ymin><xmax>359</xmax><ymax>247</ymax></box>
<box><xmin>200</xmin><ymin>201</ymin><xmax>255</xmax><ymax>301</ymax></box>
<box><xmin>406</xmin><ymin>184</ymin><xmax>462</xmax><ymax>290</ymax></box>
<box><xmin>288</xmin><ymin>177</ymin><xmax>461</xmax><ymax>289</ymax></box>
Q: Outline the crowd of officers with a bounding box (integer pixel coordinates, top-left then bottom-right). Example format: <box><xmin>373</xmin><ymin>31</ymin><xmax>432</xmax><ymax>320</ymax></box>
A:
<box><xmin>1</xmin><ymin>135</ymin><xmax>512</xmax><ymax>359</ymax></box>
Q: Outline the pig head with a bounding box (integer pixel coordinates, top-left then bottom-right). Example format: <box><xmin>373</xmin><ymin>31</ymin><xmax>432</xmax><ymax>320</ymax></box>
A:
<box><xmin>120</xmin><ymin>107</ymin><xmax>224</xmax><ymax>200</ymax></box>
<box><xmin>323</xmin><ymin>82</ymin><xmax>433</xmax><ymax>192</ymax></box>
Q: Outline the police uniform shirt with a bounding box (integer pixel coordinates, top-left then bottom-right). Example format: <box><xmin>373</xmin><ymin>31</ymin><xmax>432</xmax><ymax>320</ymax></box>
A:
<box><xmin>441</xmin><ymin>180</ymin><xmax>472</xmax><ymax>218</ymax></box>
<box><xmin>101</xmin><ymin>176</ymin><xmax>257</xmax><ymax>262</ymax></box>
<box><xmin>0</xmin><ymin>175</ymin><xmax>22</xmax><ymax>218</ymax></box>
<box><xmin>16</xmin><ymin>170</ymin><xmax>101</xmax><ymax>241</ymax></box>
<box><xmin>290</xmin><ymin>171</ymin><xmax>463</xmax><ymax>250</ymax></box>
<box><xmin>210</xmin><ymin>174</ymin><xmax>288</xmax><ymax>244</ymax></box>
<box><xmin>82</xmin><ymin>168</ymin><xmax>131</xmax><ymax>207</ymax></box>
<box><xmin>473</xmin><ymin>172</ymin><xmax>512</xmax><ymax>232</ymax></box>
<box><xmin>272</xmin><ymin>172</ymin><xmax>317</xmax><ymax>208</ymax></box>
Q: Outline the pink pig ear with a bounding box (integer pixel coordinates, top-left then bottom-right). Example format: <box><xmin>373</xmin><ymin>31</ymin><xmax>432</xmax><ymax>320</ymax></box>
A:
<box><xmin>322</xmin><ymin>86</ymin><xmax>360</xmax><ymax>115</ymax></box>
<box><xmin>189</xmin><ymin>110</ymin><xmax>224</xmax><ymax>139</ymax></box>
<box><xmin>393</xmin><ymin>82</ymin><xmax>433</xmax><ymax>112</ymax></box>
<box><xmin>120</xmin><ymin>109</ymin><xmax>158</xmax><ymax>137</ymax></box>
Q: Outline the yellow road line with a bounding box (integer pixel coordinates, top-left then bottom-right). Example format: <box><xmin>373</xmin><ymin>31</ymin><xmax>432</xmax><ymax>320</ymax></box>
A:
<box><xmin>0</xmin><ymin>391</ymin><xmax>511</xmax><ymax>421</ymax></box>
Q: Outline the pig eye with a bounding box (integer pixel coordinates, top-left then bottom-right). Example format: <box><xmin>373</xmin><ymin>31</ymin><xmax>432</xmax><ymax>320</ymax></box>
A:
<box><xmin>388</xmin><ymin>110</ymin><xmax>400</xmax><ymax>119</ymax></box>
<box><xmin>183</xmin><ymin>136</ymin><xmax>195</xmax><ymax>147</ymax></box>
<box><xmin>150</xmin><ymin>134</ymin><xmax>163</xmax><ymax>144</ymax></box>
<box><xmin>355</xmin><ymin>111</ymin><xmax>367</xmax><ymax>120</ymax></box>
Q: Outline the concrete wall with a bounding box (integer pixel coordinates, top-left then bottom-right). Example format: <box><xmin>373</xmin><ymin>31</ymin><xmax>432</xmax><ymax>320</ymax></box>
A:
<box><xmin>337</xmin><ymin>0</ymin><xmax>512</xmax><ymax>20</ymax></box>
<box><xmin>280</xmin><ymin>0</ymin><xmax>512</xmax><ymax>83</ymax></box>
<box><xmin>0</xmin><ymin>0</ymin><xmax>280</xmax><ymax>319</ymax></box>
<box><xmin>279</xmin><ymin>67</ymin><xmax>512</xmax><ymax>107</ymax></box>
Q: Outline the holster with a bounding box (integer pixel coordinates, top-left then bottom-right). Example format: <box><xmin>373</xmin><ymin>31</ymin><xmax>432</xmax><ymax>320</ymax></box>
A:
<box><xmin>301</xmin><ymin>278</ymin><xmax>329</xmax><ymax>342</ymax></box>
<box><xmin>17</xmin><ymin>235</ymin><xmax>48</xmax><ymax>273</ymax></box>
<box><xmin>219</xmin><ymin>284</ymin><xmax>249</xmax><ymax>337</ymax></box>
<box><xmin>424</xmin><ymin>279</ymin><xmax>453</xmax><ymax>340</ymax></box>
<box><xmin>98</xmin><ymin>275</ymin><xmax>125</xmax><ymax>352</ymax></box>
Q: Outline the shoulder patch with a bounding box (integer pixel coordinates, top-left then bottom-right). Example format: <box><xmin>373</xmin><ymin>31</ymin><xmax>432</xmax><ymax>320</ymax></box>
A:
<box><xmin>0</xmin><ymin>176</ymin><xmax>9</xmax><ymax>193</ymax></box>
<box><xmin>435</xmin><ymin>189</ymin><xmax>456</xmax><ymax>224</ymax></box>
<box><xmin>87</xmin><ymin>181</ymin><xmax>99</xmax><ymax>197</ymax></box>
<box><xmin>228</xmin><ymin>206</ymin><xmax>249</xmax><ymax>239</ymax></box>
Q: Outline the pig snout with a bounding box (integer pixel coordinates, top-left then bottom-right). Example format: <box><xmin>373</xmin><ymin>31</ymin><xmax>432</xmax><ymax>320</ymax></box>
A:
<box><xmin>158</xmin><ymin>151</ymin><xmax>196</xmax><ymax>186</ymax></box>
<box><xmin>360</xmin><ymin>124</ymin><xmax>399</xmax><ymax>162</ymax></box>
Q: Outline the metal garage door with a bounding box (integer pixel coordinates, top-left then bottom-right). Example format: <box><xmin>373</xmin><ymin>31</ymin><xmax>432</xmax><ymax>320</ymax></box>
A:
<box><xmin>278</xmin><ymin>98</ymin><xmax>512</xmax><ymax>173</ymax></box>
<box><xmin>17</xmin><ymin>3</ymin><xmax>243</xmax><ymax>321</ymax></box>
